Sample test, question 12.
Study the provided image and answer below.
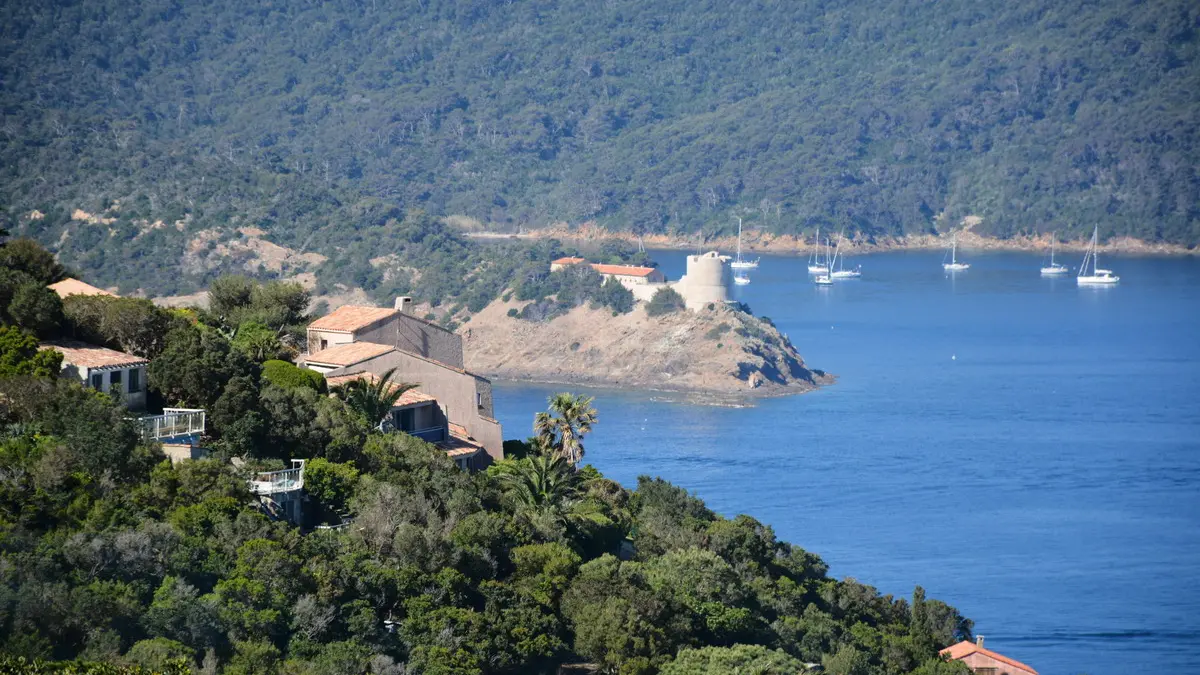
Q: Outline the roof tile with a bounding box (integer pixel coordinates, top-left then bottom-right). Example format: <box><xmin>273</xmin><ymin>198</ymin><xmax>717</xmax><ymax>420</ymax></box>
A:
<box><xmin>309</xmin><ymin>305</ymin><xmax>399</xmax><ymax>333</ymax></box>
<box><xmin>304</xmin><ymin>342</ymin><xmax>395</xmax><ymax>367</ymax></box>
<box><xmin>48</xmin><ymin>278</ymin><xmax>118</xmax><ymax>299</ymax></box>
<box><xmin>589</xmin><ymin>263</ymin><xmax>658</xmax><ymax>278</ymax></box>
<box><xmin>40</xmin><ymin>340</ymin><xmax>147</xmax><ymax>370</ymax></box>
<box><xmin>941</xmin><ymin>641</ymin><xmax>1038</xmax><ymax>674</ymax></box>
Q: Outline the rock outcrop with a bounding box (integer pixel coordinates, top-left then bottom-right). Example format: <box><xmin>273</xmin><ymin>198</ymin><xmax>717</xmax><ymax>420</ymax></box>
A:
<box><xmin>460</xmin><ymin>298</ymin><xmax>832</xmax><ymax>400</ymax></box>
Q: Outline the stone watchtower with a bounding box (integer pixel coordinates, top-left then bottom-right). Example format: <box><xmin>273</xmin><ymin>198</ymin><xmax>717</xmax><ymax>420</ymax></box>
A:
<box><xmin>672</xmin><ymin>251</ymin><xmax>732</xmax><ymax>310</ymax></box>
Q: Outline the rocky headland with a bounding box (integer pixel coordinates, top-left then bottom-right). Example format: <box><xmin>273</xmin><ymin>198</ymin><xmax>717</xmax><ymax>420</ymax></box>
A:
<box><xmin>460</xmin><ymin>297</ymin><xmax>832</xmax><ymax>402</ymax></box>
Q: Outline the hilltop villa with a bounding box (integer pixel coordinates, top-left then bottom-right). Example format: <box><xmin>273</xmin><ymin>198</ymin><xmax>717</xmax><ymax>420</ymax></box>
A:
<box><xmin>301</xmin><ymin>299</ymin><xmax>502</xmax><ymax>469</ymax></box>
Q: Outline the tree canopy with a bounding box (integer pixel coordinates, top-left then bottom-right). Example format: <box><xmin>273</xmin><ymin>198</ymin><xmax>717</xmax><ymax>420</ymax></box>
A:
<box><xmin>1</xmin><ymin>0</ymin><xmax>1195</xmax><ymax>300</ymax></box>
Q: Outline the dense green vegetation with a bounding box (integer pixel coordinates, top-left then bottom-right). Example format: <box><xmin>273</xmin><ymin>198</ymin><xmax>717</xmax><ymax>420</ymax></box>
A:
<box><xmin>0</xmin><ymin>239</ymin><xmax>974</xmax><ymax>674</ymax></box>
<box><xmin>513</xmin><ymin>264</ymin><xmax>635</xmax><ymax>322</ymax></box>
<box><xmin>2</xmin><ymin>0</ymin><xmax>1196</xmax><ymax>299</ymax></box>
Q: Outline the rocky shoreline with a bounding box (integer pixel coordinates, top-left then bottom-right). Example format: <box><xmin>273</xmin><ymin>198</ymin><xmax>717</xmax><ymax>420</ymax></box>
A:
<box><xmin>460</xmin><ymin>299</ymin><xmax>833</xmax><ymax>404</ymax></box>
<box><xmin>468</xmin><ymin>223</ymin><xmax>1196</xmax><ymax>256</ymax></box>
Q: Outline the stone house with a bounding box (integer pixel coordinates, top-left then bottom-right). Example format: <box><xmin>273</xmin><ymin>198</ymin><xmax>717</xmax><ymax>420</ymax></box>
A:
<box><xmin>549</xmin><ymin>257</ymin><xmax>666</xmax><ymax>288</ymax></box>
<box><xmin>325</xmin><ymin>373</ymin><xmax>488</xmax><ymax>471</ymax></box>
<box><xmin>41</xmin><ymin>340</ymin><xmax>149</xmax><ymax>410</ymax></box>
<box><xmin>941</xmin><ymin>637</ymin><xmax>1038</xmax><ymax>675</ymax></box>
<box><xmin>300</xmin><ymin>303</ymin><xmax>502</xmax><ymax>466</ymax></box>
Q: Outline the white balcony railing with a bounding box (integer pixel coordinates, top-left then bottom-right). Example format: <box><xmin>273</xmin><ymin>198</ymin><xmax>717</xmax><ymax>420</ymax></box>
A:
<box><xmin>250</xmin><ymin>460</ymin><xmax>306</xmax><ymax>496</ymax></box>
<box><xmin>140</xmin><ymin>408</ymin><xmax>206</xmax><ymax>441</ymax></box>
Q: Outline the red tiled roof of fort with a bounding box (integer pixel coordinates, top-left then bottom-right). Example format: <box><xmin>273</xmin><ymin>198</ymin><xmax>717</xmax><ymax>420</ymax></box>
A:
<box><xmin>308</xmin><ymin>305</ymin><xmax>398</xmax><ymax>332</ymax></box>
<box><xmin>324</xmin><ymin>373</ymin><xmax>435</xmax><ymax>406</ymax></box>
<box><xmin>589</xmin><ymin>263</ymin><xmax>657</xmax><ymax>277</ymax></box>
<box><xmin>552</xmin><ymin>256</ymin><xmax>586</xmax><ymax>265</ymax></box>
<box><xmin>40</xmin><ymin>340</ymin><xmax>147</xmax><ymax>369</ymax></box>
<box><xmin>304</xmin><ymin>342</ymin><xmax>395</xmax><ymax>367</ymax></box>
<box><xmin>48</xmin><ymin>278</ymin><xmax>118</xmax><ymax>299</ymax></box>
<box><xmin>941</xmin><ymin>641</ymin><xmax>1038</xmax><ymax>674</ymax></box>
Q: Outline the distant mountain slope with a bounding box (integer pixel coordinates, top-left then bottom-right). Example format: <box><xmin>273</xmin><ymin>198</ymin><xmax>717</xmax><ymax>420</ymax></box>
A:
<box><xmin>1</xmin><ymin>0</ymin><xmax>1196</xmax><ymax>294</ymax></box>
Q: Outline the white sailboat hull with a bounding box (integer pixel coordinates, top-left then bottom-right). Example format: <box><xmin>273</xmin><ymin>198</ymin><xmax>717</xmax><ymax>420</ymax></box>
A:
<box><xmin>1040</xmin><ymin>265</ymin><xmax>1070</xmax><ymax>275</ymax></box>
<box><xmin>807</xmin><ymin>265</ymin><xmax>828</xmax><ymax>274</ymax></box>
<box><xmin>1077</xmin><ymin>274</ymin><xmax>1119</xmax><ymax>285</ymax></box>
<box><xmin>730</xmin><ymin>260</ymin><xmax>758</xmax><ymax>270</ymax></box>
<box><xmin>943</xmin><ymin>263</ymin><xmax>970</xmax><ymax>271</ymax></box>
<box><xmin>830</xmin><ymin>270</ymin><xmax>861</xmax><ymax>279</ymax></box>
<box><xmin>733</xmin><ymin>276</ymin><xmax>751</xmax><ymax>285</ymax></box>
<box><xmin>814</xmin><ymin>275</ymin><xmax>833</xmax><ymax>285</ymax></box>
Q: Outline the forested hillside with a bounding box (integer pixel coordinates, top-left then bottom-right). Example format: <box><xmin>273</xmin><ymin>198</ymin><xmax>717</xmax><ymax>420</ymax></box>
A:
<box><xmin>1</xmin><ymin>0</ymin><xmax>1197</xmax><ymax>295</ymax></box>
<box><xmin>0</xmin><ymin>236</ymin><xmax>973</xmax><ymax>674</ymax></box>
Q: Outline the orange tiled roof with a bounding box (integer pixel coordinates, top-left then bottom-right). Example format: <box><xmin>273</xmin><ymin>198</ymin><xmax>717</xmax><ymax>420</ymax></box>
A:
<box><xmin>437</xmin><ymin>425</ymin><xmax>486</xmax><ymax>458</ymax></box>
<box><xmin>48</xmin><ymin>278</ymin><xmax>118</xmax><ymax>299</ymax></box>
<box><xmin>941</xmin><ymin>641</ymin><xmax>1037</xmax><ymax>675</ymax></box>
<box><xmin>308</xmin><ymin>305</ymin><xmax>399</xmax><ymax>333</ymax></box>
<box><xmin>304</xmin><ymin>342</ymin><xmax>395</xmax><ymax>367</ymax></box>
<box><xmin>40</xmin><ymin>340</ymin><xmax>147</xmax><ymax>370</ymax></box>
<box><xmin>590</xmin><ymin>263</ymin><xmax>658</xmax><ymax>278</ymax></box>
<box><xmin>324</xmin><ymin>372</ymin><xmax>435</xmax><ymax>406</ymax></box>
<box><xmin>551</xmin><ymin>256</ymin><xmax>586</xmax><ymax>266</ymax></box>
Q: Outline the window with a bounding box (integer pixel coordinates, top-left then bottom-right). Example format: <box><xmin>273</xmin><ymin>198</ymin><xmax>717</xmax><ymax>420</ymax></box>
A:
<box><xmin>397</xmin><ymin>407</ymin><xmax>416</xmax><ymax>431</ymax></box>
<box><xmin>90</xmin><ymin>372</ymin><xmax>103</xmax><ymax>390</ymax></box>
<box><xmin>476</xmin><ymin>392</ymin><xmax>483</xmax><ymax>408</ymax></box>
<box><xmin>320</xmin><ymin>338</ymin><xmax>328</xmax><ymax>350</ymax></box>
<box><xmin>110</xmin><ymin>369</ymin><xmax>122</xmax><ymax>392</ymax></box>
<box><xmin>128</xmin><ymin>368</ymin><xmax>141</xmax><ymax>393</ymax></box>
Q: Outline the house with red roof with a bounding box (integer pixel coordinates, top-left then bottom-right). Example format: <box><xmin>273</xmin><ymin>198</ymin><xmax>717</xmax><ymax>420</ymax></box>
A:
<box><xmin>301</xmin><ymin>299</ymin><xmax>502</xmax><ymax>468</ymax></box>
<box><xmin>40</xmin><ymin>340</ymin><xmax>150</xmax><ymax>410</ymax></box>
<box><xmin>941</xmin><ymin>637</ymin><xmax>1038</xmax><ymax>675</ymax></box>
<box><xmin>550</xmin><ymin>257</ymin><xmax>665</xmax><ymax>287</ymax></box>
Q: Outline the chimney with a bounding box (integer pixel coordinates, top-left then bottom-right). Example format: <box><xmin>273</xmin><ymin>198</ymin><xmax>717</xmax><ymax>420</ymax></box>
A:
<box><xmin>394</xmin><ymin>296</ymin><xmax>413</xmax><ymax>313</ymax></box>
<box><xmin>976</xmin><ymin>636</ymin><xmax>984</xmax><ymax>648</ymax></box>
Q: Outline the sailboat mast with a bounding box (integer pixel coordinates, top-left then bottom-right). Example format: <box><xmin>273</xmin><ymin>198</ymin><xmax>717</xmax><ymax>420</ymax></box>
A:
<box><xmin>735</xmin><ymin>217</ymin><xmax>743</xmax><ymax>263</ymax></box>
<box><xmin>1092</xmin><ymin>226</ymin><xmax>1099</xmax><ymax>274</ymax></box>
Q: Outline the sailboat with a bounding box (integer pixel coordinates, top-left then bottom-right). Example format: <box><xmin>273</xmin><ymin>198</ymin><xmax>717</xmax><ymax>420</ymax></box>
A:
<box><xmin>1077</xmin><ymin>225</ymin><xmax>1119</xmax><ymax>285</ymax></box>
<box><xmin>813</xmin><ymin>236</ymin><xmax>833</xmax><ymax>285</ymax></box>
<box><xmin>733</xmin><ymin>272</ymin><xmax>751</xmax><ymax>286</ymax></box>
<box><xmin>943</xmin><ymin>232</ymin><xmax>970</xmax><ymax>271</ymax></box>
<box><xmin>1040</xmin><ymin>234</ymin><xmax>1070</xmax><ymax>275</ymax></box>
<box><xmin>829</xmin><ymin>231</ymin><xmax>862</xmax><ymax>279</ymax></box>
<box><xmin>807</xmin><ymin>226</ymin><xmax>828</xmax><ymax>274</ymax></box>
<box><xmin>730</xmin><ymin>217</ymin><xmax>759</xmax><ymax>270</ymax></box>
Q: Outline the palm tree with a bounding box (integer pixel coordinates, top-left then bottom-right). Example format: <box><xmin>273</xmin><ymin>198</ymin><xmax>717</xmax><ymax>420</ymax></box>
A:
<box><xmin>534</xmin><ymin>393</ymin><xmax>598</xmax><ymax>465</ymax></box>
<box><xmin>494</xmin><ymin>453</ymin><xmax>579</xmax><ymax>513</ymax></box>
<box><xmin>330</xmin><ymin>368</ymin><xmax>418</xmax><ymax>430</ymax></box>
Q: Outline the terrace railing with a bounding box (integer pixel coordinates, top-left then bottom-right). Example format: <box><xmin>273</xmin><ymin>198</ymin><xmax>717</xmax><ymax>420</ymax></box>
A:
<box><xmin>140</xmin><ymin>408</ymin><xmax>206</xmax><ymax>441</ymax></box>
<box><xmin>250</xmin><ymin>459</ymin><xmax>306</xmax><ymax>496</ymax></box>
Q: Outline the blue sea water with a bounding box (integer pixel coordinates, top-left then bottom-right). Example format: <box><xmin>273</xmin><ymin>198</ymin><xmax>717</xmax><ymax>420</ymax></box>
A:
<box><xmin>490</xmin><ymin>249</ymin><xmax>1200</xmax><ymax>675</ymax></box>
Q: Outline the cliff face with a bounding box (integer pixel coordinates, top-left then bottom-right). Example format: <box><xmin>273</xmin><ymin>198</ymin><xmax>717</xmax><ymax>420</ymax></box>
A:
<box><xmin>460</xmin><ymin>298</ymin><xmax>832</xmax><ymax>399</ymax></box>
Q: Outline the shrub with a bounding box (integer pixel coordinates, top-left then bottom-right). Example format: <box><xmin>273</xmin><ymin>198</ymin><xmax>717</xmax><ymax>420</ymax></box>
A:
<box><xmin>506</xmin><ymin>307</ymin><xmax>519</xmax><ymax>318</ymax></box>
<box><xmin>705</xmin><ymin>322</ymin><xmax>731</xmax><ymax>340</ymax></box>
<box><xmin>304</xmin><ymin>458</ymin><xmax>360</xmax><ymax>520</ymax></box>
<box><xmin>645</xmin><ymin>287</ymin><xmax>686</xmax><ymax>316</ymax></box>
<box><xmin>262</xmin><ymin>359</ymin><xmax>326</xmax><ymax>392</ymax></box>
<box><xmin>0</xmin><ymin>325</ymin><xmax>63</xmax><ymax>378</ymax></box>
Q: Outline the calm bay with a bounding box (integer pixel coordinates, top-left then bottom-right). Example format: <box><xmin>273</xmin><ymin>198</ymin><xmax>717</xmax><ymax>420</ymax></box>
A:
<box><xmin>491</xmin><ymin>249</ymin><xmax>1200</xmax><ymax>675</ymax></box>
